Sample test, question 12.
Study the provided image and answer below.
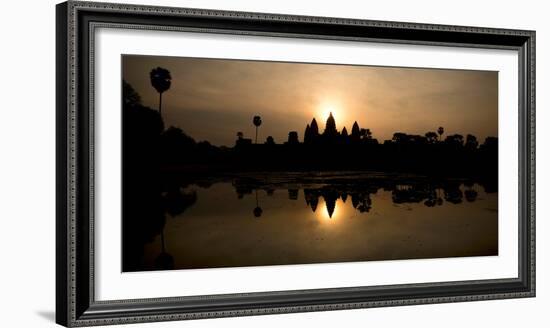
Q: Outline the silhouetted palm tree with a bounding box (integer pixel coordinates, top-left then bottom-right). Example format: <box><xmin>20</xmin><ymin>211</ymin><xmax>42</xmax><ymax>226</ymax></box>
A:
<box><xmin>437</xmin><ymin>126</ymin><xmax>444</xmax><ymax>141</ymax></box>
<box><xmin>253</xmin><ymin>115</ymin><xmax>262</xmax><ymax>144</ymax></box>
<box><xmin>149</xmin><ymin>67</ymin><xmax>172</xmax><ymax>118</ymax></box>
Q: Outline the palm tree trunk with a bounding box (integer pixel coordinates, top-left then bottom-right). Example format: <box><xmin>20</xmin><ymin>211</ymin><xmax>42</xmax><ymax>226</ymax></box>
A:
<box><xmin>255</xmin><ymin>127</ymin><xmax>258</xmax><ymax>144</ymax></box>
<box><xmin>158</xmin><ymin>92</ymin><xmax>163</xmax><ymax>117</ymax></box>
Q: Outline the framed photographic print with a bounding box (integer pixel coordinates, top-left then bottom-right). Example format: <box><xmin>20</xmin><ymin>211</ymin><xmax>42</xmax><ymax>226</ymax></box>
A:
<box><xmin>56</xmin><ymin>1</ymin><xmax>535</xmax><ymax>326</ymax></box>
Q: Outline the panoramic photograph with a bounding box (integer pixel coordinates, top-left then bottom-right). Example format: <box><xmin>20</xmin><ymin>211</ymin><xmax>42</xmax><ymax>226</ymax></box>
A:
<box><xmin>121</xmin><ymin>55</ymin><xmax>498</xmax><ymax>272</ymax></box>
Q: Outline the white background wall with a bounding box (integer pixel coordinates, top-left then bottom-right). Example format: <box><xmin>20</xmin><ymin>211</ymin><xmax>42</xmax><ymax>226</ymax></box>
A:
<box><xmin>0</xmin><ymin>0</ymin><xmax>546</xmax><ymax>327</ymax></box>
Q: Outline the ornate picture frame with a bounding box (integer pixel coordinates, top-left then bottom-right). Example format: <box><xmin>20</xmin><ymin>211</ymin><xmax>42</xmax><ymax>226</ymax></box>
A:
<box><xmin>56</xmin><ymin>1</ymin><xmax>535</xmax><ymax>326</ymax></box>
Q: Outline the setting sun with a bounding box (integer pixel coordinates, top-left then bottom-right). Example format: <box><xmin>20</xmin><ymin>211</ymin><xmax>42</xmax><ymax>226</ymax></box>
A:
<box><xmin>318</xmin><ymin>104</ymin><xmax>343</xmax><ymax>124</ymax></box>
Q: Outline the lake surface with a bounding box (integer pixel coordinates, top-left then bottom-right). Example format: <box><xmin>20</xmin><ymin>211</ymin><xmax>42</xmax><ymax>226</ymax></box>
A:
<box><xmin>131</xmin><ymin>172</ymin><xmax>498</xmax><ymax>271</ymax></box>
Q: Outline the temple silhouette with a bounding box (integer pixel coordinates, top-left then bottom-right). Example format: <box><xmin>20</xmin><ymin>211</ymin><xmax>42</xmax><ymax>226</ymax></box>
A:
<box><xmin>156</xmin><ymin>108</ymin><xmax>497</xmax><ymax>178</ymax></box>
<box><xmin>121</xmin><ymin>79</ymin><xmax>498</xmax><ymax>179</ymax></box>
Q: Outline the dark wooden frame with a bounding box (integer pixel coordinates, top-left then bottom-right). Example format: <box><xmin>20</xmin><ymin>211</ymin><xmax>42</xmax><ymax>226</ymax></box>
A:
<box><xmin>56</xmin><ymin>1</ymin><xmax>535</xmax><ymax>326</ymax></box>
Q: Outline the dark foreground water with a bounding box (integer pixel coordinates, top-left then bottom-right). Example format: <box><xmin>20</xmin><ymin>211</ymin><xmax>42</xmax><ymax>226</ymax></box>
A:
<box><xmin>128</xmin><ymin>172</ymin><xmax>497</xmax><ymax>271</ymax></box>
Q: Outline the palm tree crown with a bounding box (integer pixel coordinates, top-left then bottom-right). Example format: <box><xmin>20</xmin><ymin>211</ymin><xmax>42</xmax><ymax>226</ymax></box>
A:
<box><xmin>253</xmin><ymin>115</ymin><xmax>262</xmax><ymax>144</ymax></box>
<box><xmin>253</xmin><ymin>116</ymin><xmax>262</xmax><ymax>127</ymax></box>
<box><xmin>150</xmin><ymin>67</ymin><xmax>171</xmax><ymax>94</ymax></box>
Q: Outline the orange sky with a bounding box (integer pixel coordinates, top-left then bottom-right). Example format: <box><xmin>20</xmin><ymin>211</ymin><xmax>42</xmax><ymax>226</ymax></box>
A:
<box><xmin>123</xmin><ymin>55</ymin><xmax>498</xmax><ymax>147</ymax></box>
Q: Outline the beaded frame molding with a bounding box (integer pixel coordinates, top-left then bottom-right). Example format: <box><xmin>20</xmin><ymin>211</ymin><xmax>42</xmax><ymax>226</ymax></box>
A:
<box><xmin>56</xmin><ymin>1</ymin><xmax>535</xmax><ymax>326</ymax></box>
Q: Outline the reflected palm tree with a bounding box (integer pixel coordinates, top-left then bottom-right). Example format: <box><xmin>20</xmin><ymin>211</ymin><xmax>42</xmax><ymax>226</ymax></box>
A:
<box><xmin>154</xmin><ymin>228</ymin><xmax>174</xmax><ymax>270</ymax></box>
<box><xmin>253</xmin><ymin>189</ymin><xmax>263</xmax><ymax>218</ymax></box>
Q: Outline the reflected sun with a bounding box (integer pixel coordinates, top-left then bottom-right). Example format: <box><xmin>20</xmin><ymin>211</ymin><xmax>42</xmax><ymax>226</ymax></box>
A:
<box><xmin>317</xmin><ymin>198</ymin><xmax>344</xmax><ymax>222</ymax></box>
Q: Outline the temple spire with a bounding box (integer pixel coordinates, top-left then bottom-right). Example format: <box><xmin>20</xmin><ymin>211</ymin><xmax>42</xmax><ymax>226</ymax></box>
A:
<box><xmin>324</xmin><ymin>112</ymin><xmax>338</xmax><ymax>137</ymax></box>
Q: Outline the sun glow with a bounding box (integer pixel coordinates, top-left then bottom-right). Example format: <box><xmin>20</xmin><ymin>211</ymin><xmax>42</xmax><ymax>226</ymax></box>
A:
<box><xmin>317</xmin><ymin>198</ymin><xmax>345</xmax><ymax>222</ymax></box>
<box><xmin>314</xmin><ymin>102</ymin><xmax>355</xmax><ymax>135</ymax></box>
<box><xmin>319</xmin><ymin>107</ymin><xmax>335</xmax><ymax>123</ymax></box>
<box><xmin>317</xmin><ymin>102</ymin><xmax>344</xmax><ymax>126</ymax></box>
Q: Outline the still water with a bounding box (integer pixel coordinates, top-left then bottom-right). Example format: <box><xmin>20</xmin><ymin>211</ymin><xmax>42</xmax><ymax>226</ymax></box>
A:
<box><xmin>136</xmin><ymin>172</ymin><xmax>498</xmax><ymax>271</ymax></box>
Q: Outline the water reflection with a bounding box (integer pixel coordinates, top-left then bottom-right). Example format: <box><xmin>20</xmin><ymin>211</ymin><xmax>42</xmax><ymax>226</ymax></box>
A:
<box><xmin>230</xmin><ymin>176</ymin><xmax>489</xmax><ymax>219</ymax></box>
<box><xmin>253</xmin><ymin>190</ymin><xmax>263</xmax><ymax>218</ymax></box>
<box><xmin>123</xmin><ymin>172</ymin><xmax>498</xmax><ymax>271</ymax></box>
